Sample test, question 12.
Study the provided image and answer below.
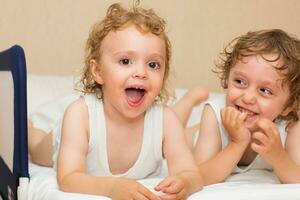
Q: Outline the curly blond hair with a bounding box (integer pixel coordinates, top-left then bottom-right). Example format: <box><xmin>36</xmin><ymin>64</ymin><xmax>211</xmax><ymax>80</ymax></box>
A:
<box><xmin>77</xmin><ymin>1</ymin><xmax>172</xmax><ymax>103</ymax></box>
<box><xmin>215</xmin><ymin>29</ymin><xmax>300</xmax><ymax>125</ymax></box>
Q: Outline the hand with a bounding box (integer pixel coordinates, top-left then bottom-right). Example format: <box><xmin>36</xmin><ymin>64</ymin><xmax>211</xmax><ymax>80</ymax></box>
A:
<box><xmin>110</xmin><ymin>178</ymin><xmax>160</xmax><ymax>200</ymax></box>
<box><xmin>221</xmin><ymin>106</ymin><xmax>251</xmax><ymax>145</ymax></box>
<box><xmin>154</xmin><ymin>176</ymin><xmax>187</xmax><ymax>200</ymax></box>
<box><xmin>251</xmin><ymin>118</ymin><xmax>285</xmax><ymax>165</ymax></box>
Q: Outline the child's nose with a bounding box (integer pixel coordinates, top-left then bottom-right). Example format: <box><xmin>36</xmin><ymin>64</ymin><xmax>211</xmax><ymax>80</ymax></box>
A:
<box><xmin>241</xmin><ymin>89</ymin><xmax>257</xmax><ymax>104</ymax></box>
<box><xmin>132</xmin><ymin>65</ymin><xmax>147</xmax><ymax>79</ymax></box>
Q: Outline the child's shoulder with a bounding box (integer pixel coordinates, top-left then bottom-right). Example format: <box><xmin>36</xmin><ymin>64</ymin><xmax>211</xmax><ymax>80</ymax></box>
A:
<box><xmin>64</xmin><ymin>96</ymin><xmax>88</xmax><ymax>117</ymax></box>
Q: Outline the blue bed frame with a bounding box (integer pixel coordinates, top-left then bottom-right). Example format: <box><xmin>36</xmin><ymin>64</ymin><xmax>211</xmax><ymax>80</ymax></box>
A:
<box><xmin>0</xmin><ymin>45</ymin><xmax>29</xmax><ymax>200</ymax></box>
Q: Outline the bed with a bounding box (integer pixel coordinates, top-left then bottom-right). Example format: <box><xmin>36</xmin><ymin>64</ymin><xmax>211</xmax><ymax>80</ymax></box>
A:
<box><xmin>25</xmin><ymin>74</ymin><xmax>300</xmax><ymax>200</ymax></box>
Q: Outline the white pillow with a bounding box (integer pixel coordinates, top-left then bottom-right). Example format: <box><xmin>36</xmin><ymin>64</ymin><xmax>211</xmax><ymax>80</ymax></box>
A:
<box><xmin>27</xmin><ymin>74</ymin><xmax>81</xmax><ymax>132</ymax></box>
<box><xmin>27</xmin><ymin>74</ymin><xmax>77</xmax><ymax>114</ymax></box>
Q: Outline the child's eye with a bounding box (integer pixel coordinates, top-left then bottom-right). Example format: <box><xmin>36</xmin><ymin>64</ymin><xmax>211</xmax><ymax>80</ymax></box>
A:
<box><xmin>148</xmin><ymin>62</ymin><xmax>160</xmax><ymax>69</ymax></box>
<box><xmin>234</xmin><ymin>79</ymin><xmax>246</xmax><ymax>86</ymax></box>
<box><xmin>260</xmin><ymin>87</ymin><xmax>273</xmax><ymax>95</ymax></box>
<box><xmin>119</xmin><ymin>58</ymin><xmax>132</xmax><ymax>65</ymax></box>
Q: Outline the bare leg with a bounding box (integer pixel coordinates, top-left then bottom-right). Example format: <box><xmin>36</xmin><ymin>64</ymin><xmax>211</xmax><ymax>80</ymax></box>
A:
<box><xmin>171</xmin><ymin>86</ymin><xmax>208</xmax><ymax>127</ymax></box>
<box><xmin>171</xmin><ymin>86</ymin><xmax>208</xmax><ymax>149</ymax></box>
<box><xmin>184</xmin><ymin>123</ymin><xmax>200</xmax><ymax>150</ymax></box>
<box><xmin>28</xmin><ymin>120</ymin><xmax>54</xmax><ymax>167</ymax></box>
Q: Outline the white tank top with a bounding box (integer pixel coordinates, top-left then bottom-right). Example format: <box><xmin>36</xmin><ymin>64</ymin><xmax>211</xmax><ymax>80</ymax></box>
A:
<box><xmin>207</xmin><ymin>94</ymin><xmax>287</xmax><ymax>173</ymax></box>
<box><xmin>84</xmin><ymin>94</ymin><xmax>164</xmax><ymax>179</ymax></box>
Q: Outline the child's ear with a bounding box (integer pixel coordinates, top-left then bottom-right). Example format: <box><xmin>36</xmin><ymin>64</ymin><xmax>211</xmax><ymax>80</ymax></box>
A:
<box><xmin>280</xmin><ymin>101</ymin><xmax>297</xmax><ymax>117</ymax></box>
<box><xmin>90</xmin><ymin>59</ymin><xmax>104</xmax><ymax>84</ymax></box>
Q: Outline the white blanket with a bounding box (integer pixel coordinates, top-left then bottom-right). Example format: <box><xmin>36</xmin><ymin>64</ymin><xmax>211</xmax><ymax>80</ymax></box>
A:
<box><xmin>28</xmin><ymin>162</ymin><xmax>300</xmax><ymax>200</ymax></box>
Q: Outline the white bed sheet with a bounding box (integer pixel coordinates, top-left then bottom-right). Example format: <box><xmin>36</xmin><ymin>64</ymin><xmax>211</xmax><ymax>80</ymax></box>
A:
<box><xmin>29</xmin><ymin>162</ymin><xmax>300</xmax><ymax>200</ymax></box>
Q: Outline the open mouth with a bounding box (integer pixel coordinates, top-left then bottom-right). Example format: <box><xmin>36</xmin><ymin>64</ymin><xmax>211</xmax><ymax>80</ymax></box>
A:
<box><xmin>125</xmin><ymin>87</ymin><xmax>146</xmax><ymax>106</ymax></box>
<box><xmin>235</xmin><ymin>105</ymin><xmax>258</xmax><ymax>117</ymax></box>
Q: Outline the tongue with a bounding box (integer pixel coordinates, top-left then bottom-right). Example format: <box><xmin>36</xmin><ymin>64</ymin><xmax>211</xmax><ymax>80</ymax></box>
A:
<box><xmin>126</xmin><ymin>89</ymin><xmax>143</xmax><ymax>104</ymax></box>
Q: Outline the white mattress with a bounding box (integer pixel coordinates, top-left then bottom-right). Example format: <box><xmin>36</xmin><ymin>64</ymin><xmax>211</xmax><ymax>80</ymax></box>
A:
<box><xmin>28</xmin><ymin>162</ymin><xmax>300</xmax><ymax>200</ymax></box>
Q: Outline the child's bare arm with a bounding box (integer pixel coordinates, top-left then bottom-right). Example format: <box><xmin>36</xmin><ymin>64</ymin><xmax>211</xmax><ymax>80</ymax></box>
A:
<box><xmin>57</xmin><ymin>98</ymin><xmax>110</xmax><ymax>195</ymax></box>
<box><xmin>156</xmin><ymin>107</ymin><xmax>203</xmax><ymax>199</ymax></box>
<box><xmin>57</xmin><ymin>98</ymin><xmax>159</xmax><ymax>200</ymax></box>
<box><xmin>194</xmin><ymin>105</ymin><xmax>249</xmax><ymax>185</ymax></box>
<box><xmin>252</xmin><ymin>118</ymin><xmax>300</xmax><ymax>183</ymax></box>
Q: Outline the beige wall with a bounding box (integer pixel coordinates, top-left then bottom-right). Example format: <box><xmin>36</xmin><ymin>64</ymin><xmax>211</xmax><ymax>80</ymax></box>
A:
<box><xmin>1</xmin><ymin>0</ymin><xmax>300</xmax><ymax>92</ymax></box>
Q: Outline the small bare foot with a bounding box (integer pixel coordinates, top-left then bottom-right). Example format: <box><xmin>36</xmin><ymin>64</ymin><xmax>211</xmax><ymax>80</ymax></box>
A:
<box><xmin>185</xmin><ymin>86</ymin><xmax>209</xmax><ymax>106</ymax></box>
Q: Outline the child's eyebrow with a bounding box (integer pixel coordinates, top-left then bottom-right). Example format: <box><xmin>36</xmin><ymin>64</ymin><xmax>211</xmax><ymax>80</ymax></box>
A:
<box><xmin>113</xmin><ymin>51</ymin><xmax>165</xmax><ymax>61</ymax></box>
<box><xmin>113</xmin><ymin>50</ymin><xmax>136</xmax><ymax>56</ymax></box>
<box><xmin>232</xmin><ymin>71</ymin><xmax>246</xmax><ymax>77</ymax></box>
<box><xmin>149</xmin><ymin>53</ymin><xmax>165</xmax><ymax>61</ymax></box>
